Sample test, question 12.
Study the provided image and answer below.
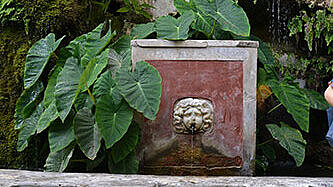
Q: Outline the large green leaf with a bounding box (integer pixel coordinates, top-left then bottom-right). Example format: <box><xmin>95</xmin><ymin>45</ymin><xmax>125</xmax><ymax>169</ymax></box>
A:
<box><xmin>255</xmin><ymin>37</ymin><xmax>275</xmax><ymax>71</ymax></box>
<box><xmin>66</xmin><ymin>21</ymin><xmax>115</xmax><ymax>68</ymax></box>
<box><xmin>301</xmin><ymin>88</ymin><xmax>330</xmax><ymax>110</ymax></box>
<box><xmin>95</xmin><ymin>95</ymin><xmax>133</xmax><ymax>149</ymax></box>
<box><xmin>130</xmin><ymin>22</ymin><xmax>155</xmax><ymax>39</ymax></box>
<box><xmin>269</xmin><ymin>80</ymin><xmax>310</xmax><ymax>132</ymax></box>
<box><xmin>266</xmin><ymin>123</ymin><xmax>306</xmax><ymax>166</ymax></box>
<box><xmin>24</xmin><ymin>33</ymin><xmax>65</xmax><ymax>89</ymax></box>
<box><xmin>37</xmin><ymin>100</ymin><xmax>58</xmax><ymax>133</ymax></box>
<box><xmin>74</xmin><ymin>93</ymin><xmax>94</xmax><ymax>111</ymax></box>
<box><xmin>66</xmin><ymin>33</ymin><xmax>89</xmax><ymax>60</ymax></box>
<box><xmin>17</xmin><ymin>102</ymin><xmax>44</xmax><ymax>152</ymax></box>
<box><xmin>111</xmin><ymin>87</ymin><xmax>123</xmax><ymax>105</ymax></box>
<box><xmin>43</xmin><ymin>49</ymin><xmax>72</xmax><ymax>109</ymax></box>
<box><xmin>112</xmin><ymin>35</ymin><xmax>132</xmax><ymax>71</ymax></box>
<box><xmin>44</xmin><ymin>142</ymin><xmax>75</xmax><ymax>172</ymax></box>
<box><xmin>192</xmin><ymin>13</ymin><xmax>214</xmax><ymax>37</ymax></box>
<box><xmin>84</xmin><ymin>21</ymin><xmax>116</xmax><ymax>58</ymax></box>
<box><xmin>116</xmin><ymin>61</ymin><xmax>162</xmax><ymax>120</ymax></box>
<box><xmin>78</xmin><ymin>49</ymin><xmax>109</xmax><ymax>94</ymax></box>
<box><xmin>111</xmin><ymin>122</ymin><xmax>140</xmax><ymax>163</ymax></box>
<box><xmin>93</xmin><ymin>71</ymin><xmax>116</xmax><ymax>100</ymax></box>
<box><xmin>108</xmin><ymin>150</ymin><xmax>139</xmax><ymax>174</ymax></box>
<box><xmin>14</xmin><ymin>81</ymin><xmax>44</xmax><ymax>129</ymax></box>
<box><xmin>112</xmin><ymin>35</ymin><xmax>131</xmax><ymax>56</ymax></box>
<box><xmin>174</xmin><ymin>0</ymin><xmax>196</xmax><ymax>14</ymax></box>
<box><xmin>48</xmin><ymin>113</ymin><xmax>75</xmax><ymax>153</ymax></box>
<box><xmin>93</xmin><ymin>71</ymin><xmax>122</xmax><ymax>104</ymax></box>
<box><xmin>84</xmin><ymin>49</ymin><xmax>109</xmax><ymax>91</ymax></box>
<box><xmin>155</xmin><ymin>11</ymin><xmax>195</xmax><ymax>40</ymax></box>
<box><xmin>195</xmin><ymin>0</ymin><xmax>250</xmax><ymax>36</ymax></box>
<box><xmin>74</xmin><ymin>107</ymin><xmax>102</xmax><ymax>160</ymax></box>
<box><xmin>55</xmin><ymin>57</ymin><xmax>82</xmax><ymax>122</ymax></box>
<box><xmin>80</xmin><ymin>52</ymin><xmax>95</xmax><ymax>70</ymax></box>
<box><xmin>108</xmin><ymin>49</ymin><xmax>124</xmax><ymax>78</ymax></box>
<box><xmin>79</xmin><ymin>21</ymin><xmax>115</xmax><ymax>68</ymax></box>
<box><xmin>174</xmin><ymin>0</ymin><xmax>218</xmax><ymax>38</ymax></box>
<box><xmin>43</xmin><ymin>66</ymin><xmax>62</xmax><ymax>109</ymax></box>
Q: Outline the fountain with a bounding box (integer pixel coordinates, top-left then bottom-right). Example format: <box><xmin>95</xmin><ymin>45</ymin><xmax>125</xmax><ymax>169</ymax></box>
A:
<box><xmin>132</xmin><ymin>39</ymin><xmax>258</xmax><ymax>176</ymax></box>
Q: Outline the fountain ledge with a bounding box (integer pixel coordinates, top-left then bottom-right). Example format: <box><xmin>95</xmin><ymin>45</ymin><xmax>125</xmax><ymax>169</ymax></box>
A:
<box><xmin>1</xmin><ymin>169</ymin><xmax>332</xmax><ymax>187</ymax></box>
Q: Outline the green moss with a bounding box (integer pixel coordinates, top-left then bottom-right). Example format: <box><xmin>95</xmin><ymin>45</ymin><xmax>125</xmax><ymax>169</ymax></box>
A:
<box><xmin>30</xmin><ymin>0</ymin><xmax>106</xmax><ymax>38</ymax></box>
<box><xmin>0</xmin><ymin>27</ymin><xmax>28</xmax><ymax>168</ymax></box>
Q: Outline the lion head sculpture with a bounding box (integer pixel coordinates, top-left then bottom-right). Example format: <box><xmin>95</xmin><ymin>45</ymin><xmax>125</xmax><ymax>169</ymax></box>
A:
<box><xmin>173</xmin><ymin>98</ymin><xmax>214</xmax><ymax>134</ymax></box>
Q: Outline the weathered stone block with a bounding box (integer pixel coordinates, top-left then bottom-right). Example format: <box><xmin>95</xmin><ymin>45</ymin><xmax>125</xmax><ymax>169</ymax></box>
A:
<box><xmin>132</xmin><ymin>39</ymin><xmax>258</xmax><ymax>176</ymax></box>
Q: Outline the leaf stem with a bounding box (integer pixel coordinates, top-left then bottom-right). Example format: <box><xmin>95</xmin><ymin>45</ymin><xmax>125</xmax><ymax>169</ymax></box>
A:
<box><xmin>86</xmin><ymin>82</ymin><xmax>96</xmax><ymax>106</ymax></box>
<box><xmin>258</xmin><ymin>102</ymin><xmax>283</xmax><ymax>123</ymax></box>
<box><xmin>208</xmin><ymin>19</ymin><xmax>217</xmax><ymax>39</ymax></box>
<box><xmin>70</xmin><ymin>159</ymin><xmax>86</xmax><ymax>163</ymax></box>
<box><xmin>257</xmin><ymin>139</ymin><xmax>274</xmax><ymax>147</ymax></box>
<box><xmin>267</xmin><ymin>103</ymin><xmax>282</xmax><ymax>114</ymax></box>
<box><xmin>52</xmin><ymin>52</ymin><xmax>58</xmax><ymax>59</ymax></box>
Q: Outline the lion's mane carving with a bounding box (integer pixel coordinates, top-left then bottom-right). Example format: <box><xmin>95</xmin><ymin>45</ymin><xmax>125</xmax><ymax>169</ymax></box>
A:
<box><xmin>173</xmin><ymin>98</ymin><xmax>213</xmax><ymax>134</ymax></box>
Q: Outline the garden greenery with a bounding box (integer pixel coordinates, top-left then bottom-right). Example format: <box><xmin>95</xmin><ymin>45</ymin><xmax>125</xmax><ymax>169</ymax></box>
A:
<box><xmin>0</xmin><ymin>0</ymin><xmax>24</xmax><ymax>26</ymax></box>
<box><xmin>287</xmin><ymin>7</ymin><xmax>332</xmax><ymax>91</ymax></box>
<box><xmin>16</xmin><ymin>0</ymin><xmax>330</xmax><ymax>173</ymax></box>
<box><xmin>116</xmin><ymin>0</ymin><xmax>154</xmax><ymax>20</ymax></box>
<box><xmin>288</xmin><ymin>9</ymin><xmax>332</xmax><ymax>54</ymax></box>
<box><xmin>16</xmin><ymin>22</ymin><xmax>162</xmax><ymax>173</ymax></box>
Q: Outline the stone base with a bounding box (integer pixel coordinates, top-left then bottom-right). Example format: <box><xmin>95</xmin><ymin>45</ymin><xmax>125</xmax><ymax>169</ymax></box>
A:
<box><xmin>1</xmin><ymin>169</ymin><xmax>333</xmax><ymax>187</ymax></box>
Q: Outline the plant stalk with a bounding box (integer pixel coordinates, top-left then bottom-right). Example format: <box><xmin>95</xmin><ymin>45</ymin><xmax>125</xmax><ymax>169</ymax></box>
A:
<box><xmin>267</xmin><ymin>103</ymin><xmax>282</xmax><ymax>114</ymax></box>
<box><xmin>208</xmin><ymin>19</ymin><xmax>217</xmax><ymax>39</ymax></box>
<box><xmin>86</xmin><ymin>82</ymin><xmax>96</xmax><ymax>106</ymax></box>
<box><xmin>257</xmin><ymin>139</ymin><xmax>274</xmax><ymax>147</ymax></box>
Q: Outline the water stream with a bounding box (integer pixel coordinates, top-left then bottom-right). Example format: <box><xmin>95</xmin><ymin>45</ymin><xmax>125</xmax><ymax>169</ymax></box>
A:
<box><xmin>240</xmin><ymin>0</ymin><xmax>300</xmax><ymax>49</ymax></box>
<box><xmin>191</xmin><ymin>126</ymin><xmax>194</xmax><ymax>174</ymax></box>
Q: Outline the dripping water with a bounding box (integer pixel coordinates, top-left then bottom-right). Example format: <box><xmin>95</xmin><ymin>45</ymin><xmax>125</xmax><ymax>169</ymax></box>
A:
<box><xmin>277</xmin><ymin>0</ymin><xmax>281</xmax><ymax>43</ymax></box>
<box><xmin>271</xmin><ymin>0</ymin><xmax>275</xmax><ymax>42</ymax></box>
<box><xmin>190</xmin><ymin>125</ymin><xmax>194</xmax><ymax>174</ymax></box>
<box><xmin>267</xmin><ymin>0</ymin><xmax>298</xmax><ymax>47</ymax></box>
<box><xmin>240</xmin><ymin>0</ymin><xmax>301</xmax><ymax>49</ymax></box>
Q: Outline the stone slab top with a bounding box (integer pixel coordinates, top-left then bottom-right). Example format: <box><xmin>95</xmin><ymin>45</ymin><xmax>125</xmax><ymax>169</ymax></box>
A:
<box><xmin>0</xmin><ymin>169</ymin><xmax>332</xmax><ymax>187</ymax></box>
<box><xmin>132</xmin><ymin>39</ymin><xmax>259</xmax><ymax>48</ymax></box>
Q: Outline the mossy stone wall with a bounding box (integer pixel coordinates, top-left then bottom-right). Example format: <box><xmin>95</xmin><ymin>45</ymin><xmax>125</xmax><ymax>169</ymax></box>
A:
<box><xmin>0</xmin><ymin>27</ymin><xmax>27</xmax><ymax>168</ymax></box>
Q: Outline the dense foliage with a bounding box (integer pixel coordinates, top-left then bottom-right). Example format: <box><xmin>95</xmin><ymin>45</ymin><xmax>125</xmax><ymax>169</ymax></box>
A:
<box><xmin>289</xmin><ymin>9</ymin><xmax>332</xmax><ymax>53</ymax></box>
<box><xmin>116</xmin><ymin>0</ymin><xmax>154</xmax><ymax>19</ymax></box>
<box><xmin>15</xmin><ymin>0</ymin><xmax>330</xmax><ymax>174</ymax></box>
<box><xmin>16</xmin><ymin>22</ymin><xmax>162</xmax><ymax>173</ymax></box>
<box><xmin>285</xmin><ymin>6</ymin><xmax>332</xmax><ymax>90</ymax></box>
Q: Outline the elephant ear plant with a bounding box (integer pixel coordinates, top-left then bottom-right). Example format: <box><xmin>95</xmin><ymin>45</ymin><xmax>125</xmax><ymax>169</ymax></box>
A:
<box><xmin>15</xmin><ymin>21</ymin><xmax>162</xmax><ymax>173</ymax></box>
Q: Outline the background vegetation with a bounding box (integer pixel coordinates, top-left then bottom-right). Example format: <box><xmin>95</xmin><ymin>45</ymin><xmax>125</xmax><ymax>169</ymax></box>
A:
<box><xmin>0</xmin><ymin>0</ymin><xmax>332</xmax><ymax>175</ymax></box>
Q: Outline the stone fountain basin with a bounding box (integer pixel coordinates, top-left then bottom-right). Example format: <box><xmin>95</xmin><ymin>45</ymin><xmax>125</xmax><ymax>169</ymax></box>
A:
<box><xmin>132</xmin><ymin>40</ymin><xmax>258</xmax><ymax>176</ymax></box>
